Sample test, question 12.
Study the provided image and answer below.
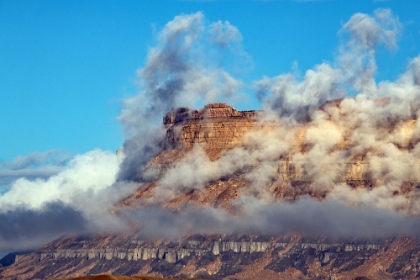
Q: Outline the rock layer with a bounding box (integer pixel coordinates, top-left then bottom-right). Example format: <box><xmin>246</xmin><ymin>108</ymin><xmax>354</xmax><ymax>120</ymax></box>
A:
<box><xmin>2</xmin><ymin>102</ymin><xmax>420</xmax><ymax>280</ymax></box>
<box><xmin>4</xmin><ymin>235</ymin><xmax>420</xmax><ymax>280</ymax></box>
<box><xmin>164</xmin><ymin>104</ymin><xmax>259</xmax><ymax>158</ymax></box>
<box><xmin>163</xmin><ymin>103</ymin><xmax>420</xmax><ymax>183</ymax></box>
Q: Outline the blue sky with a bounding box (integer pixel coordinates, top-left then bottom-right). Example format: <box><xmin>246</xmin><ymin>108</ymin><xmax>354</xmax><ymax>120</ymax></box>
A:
<box><xmin>1</xmin><ymin>0</ymin><xmax>419</xmax><ymax>162</ymax></box>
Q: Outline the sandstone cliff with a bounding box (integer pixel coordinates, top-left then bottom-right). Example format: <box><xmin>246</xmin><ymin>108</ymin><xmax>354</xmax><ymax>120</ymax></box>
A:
<box><xmin>163</xmin><ymin>103</ymin><xmax>259</xmax><ymax>159</ymax></box>
<box><xmin>125</xmin><ymin>102</ymin><xmax>420</xmax><ymax>212</ymax></box>
<box><xmin>2</xmin><ymin>102</ymin><xmax>420</xmax><ymax>280</ymax></box>
<box><xmin>162</xmin><ymin>103</ymin><xmax>420</xmax><ymax>183</ymax></box>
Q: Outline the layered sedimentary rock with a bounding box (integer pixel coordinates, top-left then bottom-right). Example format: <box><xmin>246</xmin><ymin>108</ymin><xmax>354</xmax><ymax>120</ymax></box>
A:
<box><xmin>137</xmin><ymin>103</ymin><xmax>420</xmax><ymax>213</ymax></box>
<box><xmin>4</xmin><ymin>234</ymin><xmax>420</xmax><ymax>280</ymax></box>
<box><xmin>164</xmin><ymin>103</ymin><xmax>259</xmax><ymax>158</ymax></box>
<box><xmin>162</xmin><ymin>103</ymin><xmax>420</xmax><ymax>184</ymax></box>
<box><xmin>2</xmin><ymin>102</ymin><xmax>420</xmax><ymax>280</ymax></box>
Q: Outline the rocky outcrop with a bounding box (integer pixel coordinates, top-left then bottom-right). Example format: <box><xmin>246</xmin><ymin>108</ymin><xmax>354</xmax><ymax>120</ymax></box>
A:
<box><xmin>163</xmin><ymin>103</ymin><xmax>259</xmax><ymax>126</ymax></box>
<box><xmin>4</xmin><ymin>234</ymin><xmax>405</xmax><ymax>280</ymax></box>
<box><xmin>3</xmin><ymin>103</ymin><xmax>420</xmax><ymax>280</ymax></box>
<box><xmin>164</xmin><ymin>104</ymin><xmax>259</xmax><ymax>155</ymax></box>
<box><xmin>36</xmin><ymin>240</ymin><xmax>270</xmax><ymax>263</ymax></box>
<box><xmin>0</xmin><ymin>252</ymin><xmax>29</xmax><ymax>267</ymax></box>
<box><xmin>7</xmin><ymin>235</ymin><xmax>420</xmax><ymax>280</ymax></box>
<box><xmin>277</xmin><ymin>158</ymin><xmax>420</xmax><ymax>182</ymax></box>
<box><xmin>163</xmin><ymin>103</ymin><xmax>420</xmax><ymax>184</ymax></box>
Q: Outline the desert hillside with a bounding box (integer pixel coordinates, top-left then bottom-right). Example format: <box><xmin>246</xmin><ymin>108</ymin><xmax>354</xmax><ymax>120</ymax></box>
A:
<box><xmin>2</xmin><ymin>102</ymin><xmax>420</xmax><ymax>280</ymax></box>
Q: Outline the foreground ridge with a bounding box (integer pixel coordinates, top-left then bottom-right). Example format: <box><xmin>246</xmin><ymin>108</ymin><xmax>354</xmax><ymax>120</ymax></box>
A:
<box><xmin>3</xmin><ymin>234</ymin><xmax>420</xmax><ymax>278</ymax></box>
<box><xmin>56</xmin><ymin>274</ymin><xmax>204</xmax><ymax>280</ymax></box>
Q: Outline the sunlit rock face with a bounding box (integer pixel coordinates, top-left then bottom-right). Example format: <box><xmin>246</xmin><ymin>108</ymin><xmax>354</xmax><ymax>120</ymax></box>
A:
<box><xmin>3</xmin><ymin>102</ymin><xmax>420</xmax><ymax>280</ymax></box>
<box><xmin>164</xmin><ymin>103</ymin><xmax>259</xmax><ymax>157</ymax></box>
<box><xmin>164</xmin><ymin>102</ymin><xmax>420</xmax><ymax>183</ymax></box>
<box><xmin>156</xmin><ymin>102</ymin><xmax>420</xmax><ymax>208</ymax></box>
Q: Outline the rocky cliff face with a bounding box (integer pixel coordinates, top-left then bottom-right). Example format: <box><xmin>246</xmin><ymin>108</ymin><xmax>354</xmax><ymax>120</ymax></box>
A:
<box><xmin>162</xmin><ymin>103</ymin><xmax>420</xmax><ymax>184</ymax></box>
<box><xmin>3</xmin><ymin>235</ymin><xmax>420</xmax><ymax>280</ymax></box>
<box><xmin>2</xmin><ymin>102</ymin><xmax>420</xmax><ymax>280</ymax></box>
<box><xmin>125</xmin><ymin>102</ymin><xmax>420</xmax><ymax>212</ymax></box>
<box><xmin>164</xmin><ymin>103</ymin><xmax>259</xmax><ymax>159</ymax></box>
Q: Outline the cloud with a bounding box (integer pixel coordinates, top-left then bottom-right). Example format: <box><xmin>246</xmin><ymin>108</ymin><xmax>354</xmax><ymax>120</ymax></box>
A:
<box><xmin>0</xmin><ymin>150</ymin><xmax>71</xmax><ymax>186</ymax></box>
<box><xmin>0</xmin><ymin>150</ymin><xmax>122</xmax><ymax>210</ymax></box>
<box><xmin>343</xmin><ymin>9</ymin><xmax>401</xmax><ymax>50</ymax></box>
<box><xmin>1</xmin><ymin>8</ymin><xmax>420</xmax><ymax>254</ymax></box>
<box><xmin>120</xmin><ymin>8</ymin><xmax>420</xmax><ymax>244</ymax></box>
<box><xmin>3</xmin><ymin>150</ymin><xmax>60</xmax><ymax>170</ymax></box>
<box><xmin>123</xmin><ymin>196</ymin><xmax>420</xmax><ymax>240</ymax></box>
<box><xmin>154</xmin><ymin>125</ymin><xmax>292</xmax><ymax>201</ymax></box>
<box><xmin>210</xmin><ymin>20</ymin><xmax>242</xmax><ymax>48</ymax></box>
<box><xmin>0</xmin><ymin>166</ymin><xmax>65</xmax><ymax>186</ymax></box>
<box><xmin>255</xmin><ymin>63</ymin><xmax>344</xmax><ymax>121</ymax></box>
<box><xmin>144</xmin><ymin>8</ymin><xmax>420</xmax><ymax>240</ymax></box>
<box><xmin>339</xmin><ymin>9</ymin><xmax>402</xmax><ymax>95</ymax></box>
<box><xmin>118</xmin><ymin>12</ymin><xmax>246</xmax><ymax>181</ymax></box>
<box><xmin>0</xmin><ymin>12</ymin><xmax>250</xmax><ymax>252</ymax></box>
<box><xmin>255</xmin><ymin>9</ymin><xmax>403</xmax><ymax>121</ymax></box>
<box><xmin>0</xmin><ymin>202</ymin><xmax>87</xmax><ymax>252</ymax></box>
<box><xmin>0</xmin><ymin>150</ymin><xmax>134</xmax><ymax>251</ymax></box>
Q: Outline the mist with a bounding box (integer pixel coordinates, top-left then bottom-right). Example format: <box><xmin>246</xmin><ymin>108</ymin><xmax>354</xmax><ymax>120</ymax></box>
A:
<box><xmin>132</xmin><ymin>8</ymin><xmax>420</xmax><ymax>239</ymax></box>
<box><xmin>123</xmin><ymin>196</ymin><xmax>420</xmax><ymax>240</ymax></box>
<box><xmin>1</xmin><ymin>9</ymin><xmax>420</xmax><ymax>253</ymax></box>
<box><xmin>117</xmin><ymin>12</ymin><xmax>245</xmax><ymax>182</ymax></box>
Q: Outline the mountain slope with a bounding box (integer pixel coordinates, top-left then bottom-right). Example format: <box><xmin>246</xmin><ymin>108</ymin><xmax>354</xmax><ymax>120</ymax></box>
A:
<box><xmin>2</xmin><ymin>102</ymin><xmax>420</xmax><ymax>280</ymax></box>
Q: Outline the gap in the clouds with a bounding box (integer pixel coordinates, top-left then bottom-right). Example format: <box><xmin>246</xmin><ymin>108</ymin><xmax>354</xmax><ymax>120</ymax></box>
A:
<box><xmin>0</xmin><ymin>187</ymin><xmax>8</xmax><ymax>195</ymax></box>
<box><xmin>375</xmin><ymin>46</ymin><xmax>411</xmax><ymax>83</ymax></box>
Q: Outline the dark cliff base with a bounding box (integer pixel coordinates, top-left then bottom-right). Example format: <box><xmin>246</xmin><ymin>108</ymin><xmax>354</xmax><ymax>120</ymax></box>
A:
<box><xmin>57</xmin><ymin>275</ymin><xmax>204</xmax><ymax>280</ymax></box>
<box><xmin>2</xmin><ymin>234</ymin><xmax>420</xmax><ymax>279</ymax></box>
